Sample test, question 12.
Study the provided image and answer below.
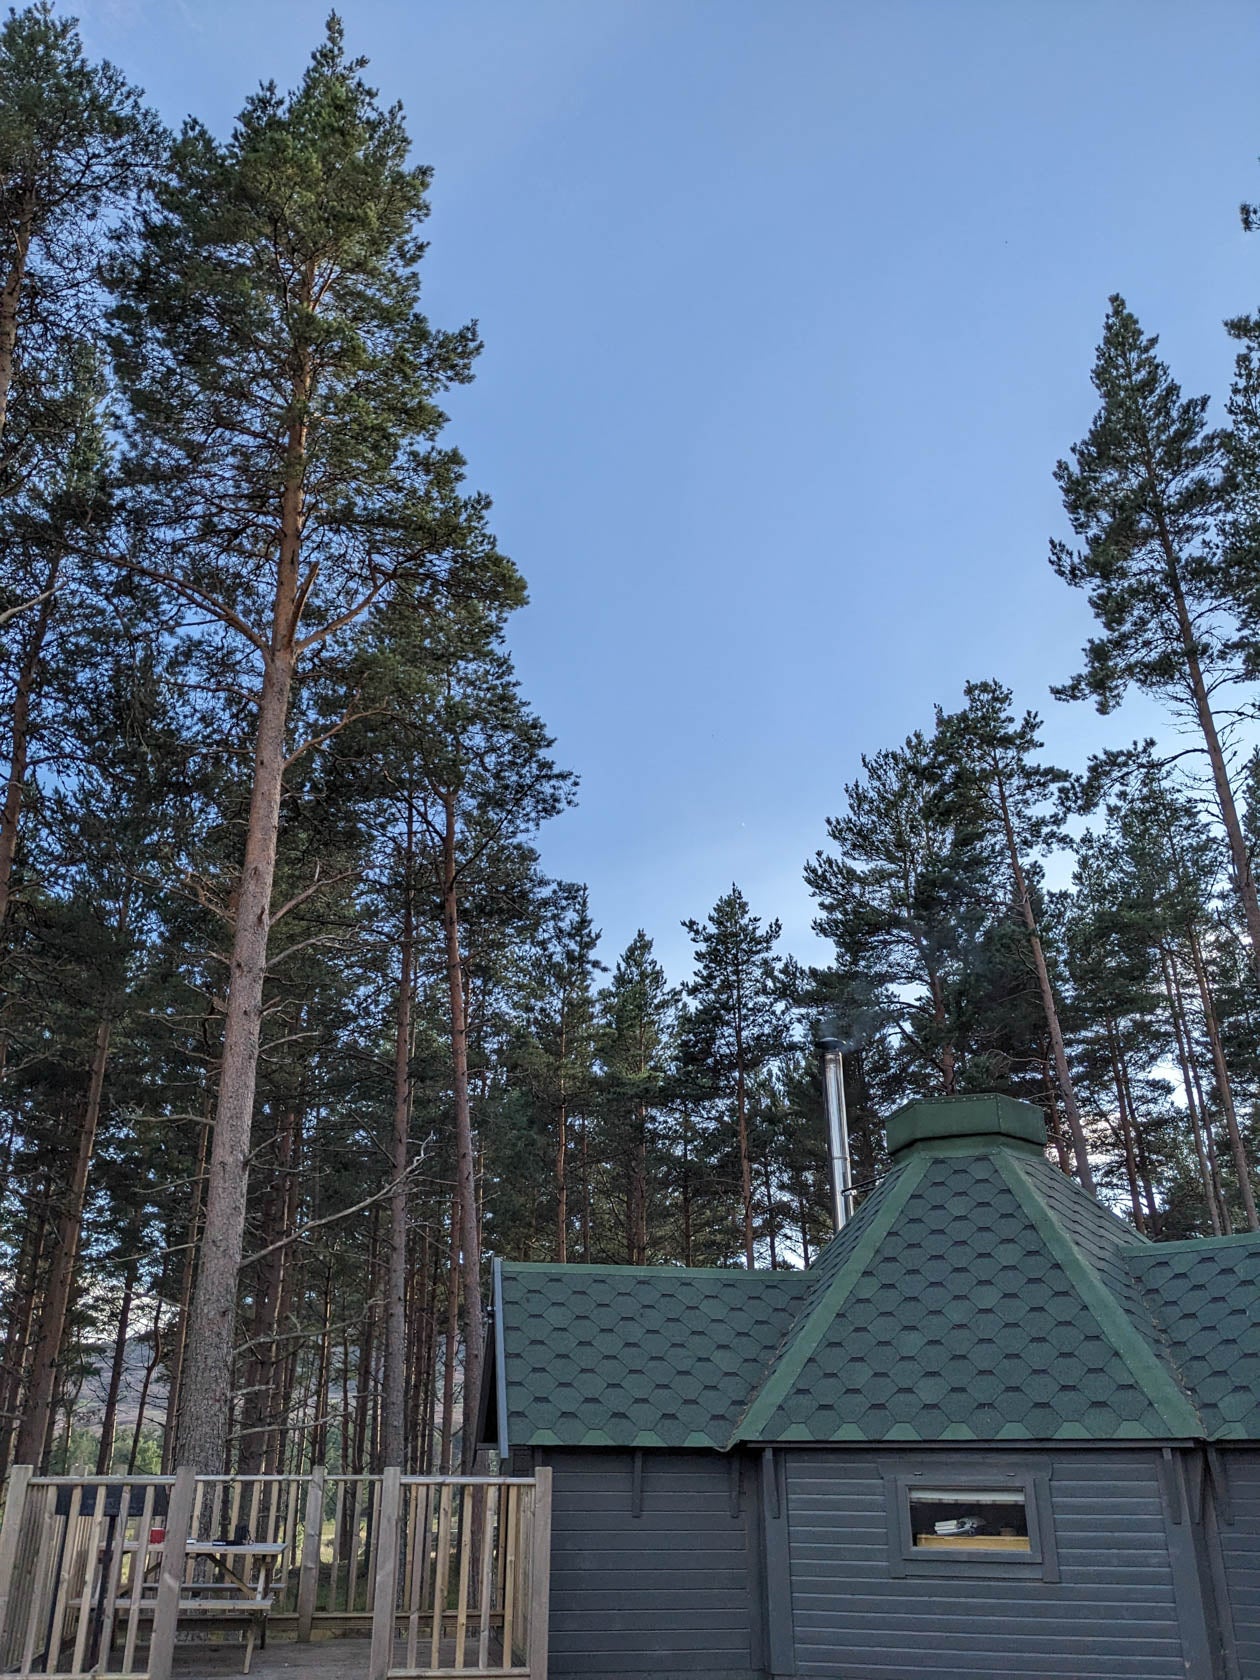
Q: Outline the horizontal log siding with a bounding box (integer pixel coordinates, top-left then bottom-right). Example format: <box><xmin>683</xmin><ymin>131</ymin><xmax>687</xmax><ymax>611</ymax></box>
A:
<box><xmin>1220</xmin><ymin>1450</ymin><xmax>1260</xmax><ymax>1678</ymax></box>
<box><xmin>544</xmin><ymin>1450</ymin><xmax>760</xmax><ymax>1680</ymax></box>
<box><xmin>786</xmin><ymin>1450</ymin><xmax>1188</xmax><ymax>1680</ymax></box>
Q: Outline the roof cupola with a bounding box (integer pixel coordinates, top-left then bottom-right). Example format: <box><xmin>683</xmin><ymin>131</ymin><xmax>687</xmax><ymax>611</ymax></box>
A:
<box><xmin>886</xmin><ymin>1093</ymin><xmax>1047</xmax><ymax>1158</ymax></box>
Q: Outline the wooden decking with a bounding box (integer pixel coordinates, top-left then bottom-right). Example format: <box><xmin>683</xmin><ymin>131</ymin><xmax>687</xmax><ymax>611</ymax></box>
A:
<box><xmin>170</xmin><ymin>1636</ymin><xmax>505</xmax><ymax>1679</ymax></box>
<box><xmin>172</xmin><ymin>1637</ymin><xmax>369</xmax><ymax>1678</ymax></box>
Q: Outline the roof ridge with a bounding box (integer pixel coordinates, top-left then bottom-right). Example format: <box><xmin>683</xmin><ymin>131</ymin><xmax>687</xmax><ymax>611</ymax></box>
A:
<box><xmin>995</xmin><ymin>1154</ymin><xmax>1202</xmax><ymax>1439</ymax></box>
<box><xmin>726</xmin><ymin>1155</ymin><xmax>931</xmax><ymax>1446</ymax></box>
<box><xmin>499</xmin><ymin>1260</ymin><xmax>805</xmax><ymax>1280</ymax></box>
<box><xmin>1124</xmin><ymin>1231</ymin><xmax>1260</xmax><ymax>1257</ymax></box>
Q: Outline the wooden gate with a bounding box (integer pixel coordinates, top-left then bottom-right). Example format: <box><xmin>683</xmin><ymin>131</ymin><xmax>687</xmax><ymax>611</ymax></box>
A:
<box><xmin>0</xmin><ymin>1466</ymin><xmax>551</xmax><ymax>1680</ymax></box>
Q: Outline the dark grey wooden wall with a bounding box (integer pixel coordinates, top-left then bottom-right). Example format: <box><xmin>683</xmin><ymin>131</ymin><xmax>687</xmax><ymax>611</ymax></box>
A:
<box><xmin>1219</xmin><ymin>1450</ymin><xmax>1260</xmax><ymax>1678</ymax></box>
<box><xmin>783</xmin><ymin>1449</ymin><xmax>1194</xmax><ymax>1680</ymax></box>
<box><xmin>541</xmin><ymin>1449</ymin><xmax>763</xmax><ymax>1680</ymax></box>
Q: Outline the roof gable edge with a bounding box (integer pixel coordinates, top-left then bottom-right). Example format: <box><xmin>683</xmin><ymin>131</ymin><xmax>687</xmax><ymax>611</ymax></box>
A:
<box><xmin>995</xmin><ymin>1153</ymin><xmax>1202</xmax><ymax>1439</ymax></box>
<box><xmin>728</xmin><ymin>1155</ymin><xmax>930</xmax><ymax>1445</ymax></box>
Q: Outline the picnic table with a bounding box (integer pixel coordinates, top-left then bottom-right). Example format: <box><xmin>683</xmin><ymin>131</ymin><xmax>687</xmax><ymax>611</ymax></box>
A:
<box><xmin>120</xmin><ymin>1537</ymin><xmax>284</xmax><ymax>1674</ymax></box>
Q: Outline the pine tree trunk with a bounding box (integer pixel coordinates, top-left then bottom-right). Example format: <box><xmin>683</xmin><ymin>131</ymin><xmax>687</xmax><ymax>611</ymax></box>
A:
<box><xmin>164</xmin><ymin>1110</ymin><xmax>210</xmax><ymax>1470</ymax></box>
<box><xmin>440</xmin><ymin>796</ymin><xmax>483</xmax><ymax>1470</ymax></box>
<box><xmin>1187</xmin><ymin>928</ymin><xmax>1259</xmax><ymax>1229</ymax></box>
<box><xmin>629</xmin><ymin>1101</ymin><xmax>648</xmax><ymax>1265</ymax></box>
<box><xmin>354</xmin><ymin>1210</ymin><xmax>379</xmax><ymax>1474</ymax></box>
<box><xmin>579</xmin><ymin>1116</ymin><xmax>591</xmax><ymax>1264</ymax></box>
<box><xmin>404</xmin><ymin>1231</ymin><xmax>429</xmax><ymax>1473</ymax></box>
<box><xmin>0</xmin><ymin>560</ymin><xmax>59</xmax><ymax>930</ymax></box>
<box><xmin>382</xmin><ymin>839</ymin><xmax>414</xmax><ymax>1471</ymax></box>
<box><xmin>1040</xmin><ymin>1052</ymin><xmax>1073</xmax><ymax>1174</ymax></box>
<box><xmin>15</xmin><ymin>1016</ymin><xmax>112</xmax><ymax>1467</ymax></box>
<box><xmin>175</xmin><ymin>329</ymin><xmax>311</xmax><ymax>1471</ymax></box>
<box><xmin>1159</xmin><ymin>945</ymin><xmax>1223</xmax><ymax>1234</ymax></box>
<box><xmin>310</xmin><ymin>1267</ymin><xmax>333</xmax><ymax>1468</ymax></box>
<box><xmin>175</xmin><ymin>635</ymin><xmax>297</xmax><ymax>1472</ymax></box>
<box><xmin>1193</xmin><ymin>1038</ymin><xmax>1233</xmax><ymax>1234</ymax></box>
<box><xmin>927</xmin><ymin>973</ymin><xmax>957</xmax><ymax>1095</ymax></box>
<box><xmin>0</xmin><ymin>1187</ymin><xmax>50</xmax><ymax>1477</ymax></box>
<box><xmin>438</xmin><ymin>1189</ymin><xmax>460</xmax><ymax>1475</ymax></box>
<box><xmin>1144</xmin><ymin>478</ymin><xmax>1260</xmax><ymax>969</ymax></box>
<box><xmin>0</xmin><ymin>209</ymin><xmax>32</xmax><ymax>437</ymax></box>
<box><xmin>265</xmin><ymin>1116</ymin><xmax>302</xmax><ymax>1476</ymax></box>
<box><xmin>735</xmin><ymin>1050</ymin><xmax>755</xmax><ymax>1269</ymax></box>
<box><xmin>762</xmin><ymin>1156</ymin><xmax>778</xmax><ymax>1269</ymax></box>
<box><xmin>994</xmin><ymin>768</ymin><xmax>1094</xmax><ymax>1193</ymax></box>
<box><xmin>1116</xmin><ymin>1049</ymin><xmax>1160</xmax><ymax>1232</ymax></box>
<box><xmin>95</xmin><ymin>1254</ymin><xmax>137</xmax><ymax>1474</ymax></box>
<box><xmin>680</xmin><ymin>1117</ymin><xmax>693</xmax><ymax>1268</ymax></box>
<box><xmin>554</xmin><ymin>1101</ymin><xmax>567</xmax><ymax>1264</ymax></box>
<box><xmin>241</xmin><ymin>1105</ymin><xmax>299</xmax><ymax>1476</ymax></box>
<box><xmin>126</xmin><ymin>1307</ymin><xmax>163</xmax><ymax>1474</ymax></box>
<box><xmin>1104</xmin><ymin>1018</ymin><xmax>1147</xmax><ymax>1234</ymax></box>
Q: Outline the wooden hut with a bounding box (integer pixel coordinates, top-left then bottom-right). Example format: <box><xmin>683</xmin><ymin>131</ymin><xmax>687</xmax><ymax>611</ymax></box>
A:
<box><xmin>485</xmin><ymin>1093</ymin><xmax>1260</xmax><ymax>1680</ymax></box>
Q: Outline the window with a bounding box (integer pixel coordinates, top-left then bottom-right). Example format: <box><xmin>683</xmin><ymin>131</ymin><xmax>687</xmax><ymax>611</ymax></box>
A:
<box><xmin>882</xmin><ymin>1465</ymin><xmax>1058</xmax><ymax>1581</ymax></box>
<box><xmin>908</xmin><ymin>1488</ymin><xmax>1030</xmax><ymax>1552</ymax></box>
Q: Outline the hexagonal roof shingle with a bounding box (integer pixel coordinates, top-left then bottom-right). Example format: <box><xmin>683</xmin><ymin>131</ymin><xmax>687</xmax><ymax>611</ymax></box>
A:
<box><xmin>494</xmin><ymin>1096</ymin><xmax>1260</xmax><ymax>1449</ymax></box>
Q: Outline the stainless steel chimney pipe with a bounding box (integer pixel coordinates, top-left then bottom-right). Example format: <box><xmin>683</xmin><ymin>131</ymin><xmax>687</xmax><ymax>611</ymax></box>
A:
<box><xmin>816</xmin><ymin>1022</ymin><xmax>853</xmax><ymax>1233</ymax></box>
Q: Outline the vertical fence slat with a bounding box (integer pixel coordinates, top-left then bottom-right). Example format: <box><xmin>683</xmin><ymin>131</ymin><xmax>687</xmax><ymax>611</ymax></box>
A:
<box><xmin>368</xmin><ymin>1468</ymin><xmax>401</xmax><ymax>1680</ymax></box>
<box><xmin>43</xmin><ymin>1481</ymin><xmax>83</xmax><ymax>1672</ymax></box>
<box><xmin>453</xmin><ymin>1486</ymin><xmax>473</xmax><ymax>1670</ymax></box>
<box><xmin>477</xmin><ymin>1484</ymin><xmax>497</xmax><ymax>1670</ymax></box>
<box><xmin>346</xmin><ymin>1477</ymin><xmax>364</xmax><ymax>1615</ymax></box>
<box><xmin>123</xmin><ymin>1483</ymin><xmax>156</xmax><ymax>1676</ymax></box>
<box><xmin>405</xmin><ymin>1482</ymin><xmax>430</xmax><ymax>1671</ymax></box>
<box><xmin>429</xmin><ymin>1484</ymin><xmax>453</xmax><ymax>1671</ymax></box>
<box><xmin>147</xmin><ymin>1466</ymin><xmax>195</xmax><ymax>1680</ymax></box>
<box><xmin>0</xmin><ymin>1463</ymin><xmax>32</xmax><ymax>1662</ymax></box>
<box><xmin>96</xmin><ymin>1481</ymin><xmax>133</xmax><ymax>1673</ymax></box>
<box><xmin>20</xmin><ymin>1487</ymin><xmax>57</xmax><ymax>1677</ymax></box>
<box><xmin>329</xmin><ymin>1479</ymin><xmax>345</xmax><ymax>1617</ymax></box>
<box><xmin>69</xmin><ymin>1486</ymin><xmax>108</xmax><ymax>1674</ymax></box>
<box><xmin>284</xmin><ymin>1475</ymin><xmax>301</xmax><ymax>1594</ymax></box>
<box><xmin>527</xmin><ymin>1469</ymin><xmax>551</xmax><ymax>1680</ymax></box>
<box><xmin>502</xmin><ymin>1484</ymin><xmax>518</xmax><ymax>1671</ymax></box>
<box><xmin>296</xmin><ymin>1467</ymin><xmax>325</xmax><ymax>1641</ymax></box>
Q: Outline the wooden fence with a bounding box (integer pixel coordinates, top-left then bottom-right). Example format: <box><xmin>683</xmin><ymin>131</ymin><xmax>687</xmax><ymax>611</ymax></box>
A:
<box><xmin>0</xmin><ymin>1466</ymin><xmax>551</xmax><ymax>1680</ymax></box>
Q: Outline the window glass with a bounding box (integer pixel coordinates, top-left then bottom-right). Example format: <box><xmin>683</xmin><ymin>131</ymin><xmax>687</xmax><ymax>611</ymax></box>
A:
<box><xmin>908</xmin><ymin>1488</ymin><xmax>1030</xmax><ymax>1552</ymax></box>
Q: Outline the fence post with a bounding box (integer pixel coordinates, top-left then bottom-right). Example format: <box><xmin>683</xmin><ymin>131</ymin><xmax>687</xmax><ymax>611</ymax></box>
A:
<box><xmin>296</xmin><ymin>1466</ymin><xmax>326</xmax><ymax>1642</ymax></box>
<box><xmin>528</xmin><ymin>1468</ymin><xmax>552</xmax><ymax>1680</ymax></box>
<box><xmin>0</xmin><ymin>1464</ymin><xmax>33</xmax><ymax>1656</ymax></box>
<box><xmin>148</xmin><ymin>1466</ymin><xmax>195</xmax><ymax>1680</ymax></box>
<box><xmin>368</xmin><ymin>1468</ymin><xmax>401</xmax><ymax>1680</ymax></box>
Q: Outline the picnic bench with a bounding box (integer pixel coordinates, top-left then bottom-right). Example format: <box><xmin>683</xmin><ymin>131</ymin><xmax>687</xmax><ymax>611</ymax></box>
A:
<box><xmin>115</xmin><ymin>1538</ymin><xmax>284</xmax><ymax>1674</ymax></box>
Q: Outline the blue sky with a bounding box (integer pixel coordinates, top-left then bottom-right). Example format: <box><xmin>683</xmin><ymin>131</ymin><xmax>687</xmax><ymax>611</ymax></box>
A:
<box><xmin>74</xmin><ymin>0</ymin><xmax>1260</xmax><ymax>976</ymax></box>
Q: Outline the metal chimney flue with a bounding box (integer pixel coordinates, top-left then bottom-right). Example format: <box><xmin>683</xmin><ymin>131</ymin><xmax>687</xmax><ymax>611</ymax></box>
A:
<box><xmin>816</xmin><ymin>1015</ymin><xmax>853</xmax><ymax>1233</ymax></box>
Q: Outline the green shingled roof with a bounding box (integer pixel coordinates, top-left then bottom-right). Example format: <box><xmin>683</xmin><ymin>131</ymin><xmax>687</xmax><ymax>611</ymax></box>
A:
<box><xmin>497</xmin><ymin>1262</ymin><xmax>806</xmax><ymax>1448</ymax></box>
<box><xmin>1127</xmin><ymin>1233</ymin><xmax>1260</xmax><ymax>1439</ymax></box>
<box><xmin>494</xmin><ymin>1098</ymin><xmax>1260</xmax><ymax>1451</ymax></box>
<box><xmin>732</xmin><ymin>1144</ymin><xmax>1198</xmax><ymax>1444</ymax></box>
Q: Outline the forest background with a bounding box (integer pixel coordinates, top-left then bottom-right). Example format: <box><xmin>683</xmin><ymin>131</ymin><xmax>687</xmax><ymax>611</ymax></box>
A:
<box><xmin>3</xmin><ymin>1</ymin><xmax>1260</xmax><ymax>1480</ymax></box>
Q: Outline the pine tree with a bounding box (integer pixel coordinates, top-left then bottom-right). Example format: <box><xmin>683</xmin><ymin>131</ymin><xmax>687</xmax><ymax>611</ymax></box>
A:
<box><xmin>107</xmin><ymin>19</ymin><xmax>517</xmax><ymax>1470</ymax></box>
<box><xmin>518</xmin><ymin>885</ymin><xmax>603</xmax><ymax>1264</ymax></box>
<box><xmin>805</xmin><ymin>730</ymin><xmax>992</xmax><ymax>1098</ymax></box>
<box><xmin>681</xmin><ymin>886</ymin><xmax>789</xmax><ymax>1269</ymax></box>
<box><xmin>596</xmin><ymin>932</ymin><xmax>678</xmax><ymax>1264</ymax></box>
<box><xmin>0</xmin><ymin>2</ymin><xmax>161</xmax><ymax>438</ymax></box>
<box><xmin>1052</xmin><ymin>296</ymin><xmax>1260</xmax><ymax>972</ymax></box>
<box><xmin>349</xmin><ymin>595</ymin><xmax>572</xmax><ymax>1465</ymax></box>
<box><xmin>933</xmin><ymin>680</ymin><xmax>1094</xmax><ymax>1190</ymax></box>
